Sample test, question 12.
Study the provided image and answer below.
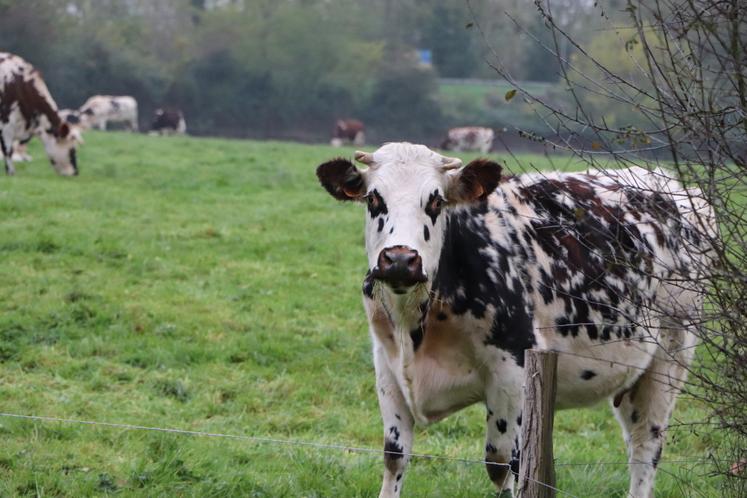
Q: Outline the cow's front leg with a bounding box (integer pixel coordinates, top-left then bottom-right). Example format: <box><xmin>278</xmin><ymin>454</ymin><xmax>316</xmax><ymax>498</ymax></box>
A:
<box><xmin>3</xmin><ymin>155</ymin><xmax>13</xmax><ymax>176</ymax></box>
<box><xmin>374</xmin><ymin>348</ymin><xmax>414</xmax><ymax>498</ymax></box>
<box><xmin>1</xmin><ymin>134</ymin><xmax>14</xmax><ymax>176</ymax></box>
<box><xmin>485</xmin><ymin>380</ymin><xmax>523</xmax><ymax>497</ymax></box>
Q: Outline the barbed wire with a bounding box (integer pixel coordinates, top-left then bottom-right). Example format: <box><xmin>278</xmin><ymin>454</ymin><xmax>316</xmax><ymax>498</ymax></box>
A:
<box><xmin>0</xmin><ymin>411</ymin><xmax>726</xmax><ymax>470</ymax></box>
<box><xmin>0</xmin><ymin>412</ymin><xmax>507</xmax><ymax>469</ymax></box>
<box><xmin>0</xmin><ymin>411</ymin><xmax>582</xmax><ymax>495</ymax></box>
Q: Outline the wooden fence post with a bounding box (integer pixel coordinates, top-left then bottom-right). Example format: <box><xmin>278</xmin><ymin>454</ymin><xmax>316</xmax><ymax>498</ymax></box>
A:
<box><xmin>517</xmin><ymin>349</ymin><xmax>558</xmax><ymax>498</ymax></box>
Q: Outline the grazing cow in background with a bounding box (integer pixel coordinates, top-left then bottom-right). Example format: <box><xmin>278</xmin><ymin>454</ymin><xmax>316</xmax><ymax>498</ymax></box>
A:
<box><xmin>331</xmin><ymin>118</ymin><xmax>365</xmax><ymax>147</ymax></box>
<box><xmin>79</xmin><ymin>95</ymin><xmax>138</xmax><ymax>131</ymax></box>
<box><xmin>441</xmin><ymin>126</ymin><xmax>494</xmax><ymax>153</ymax></box>
<box><xmin>316</xmin><ymin>143</ymin><xmax>715</xmax><ymax>498</ymax></box>
<box><xmin>150</xmin><ymin>108</ymin><xmax>186</xmax><ymax>135</ymax></box>
<box><xmin>0</xmin><ymin>52</ymin><xmax>80</xmax><ymax>176</ymax></box>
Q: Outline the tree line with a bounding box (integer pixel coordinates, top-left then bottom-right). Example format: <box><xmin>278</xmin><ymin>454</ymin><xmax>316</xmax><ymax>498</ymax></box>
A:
<box><xmin>1</xmin><ymin>0</ymin><xmax>610</xmax><ymax>142</ymax></box>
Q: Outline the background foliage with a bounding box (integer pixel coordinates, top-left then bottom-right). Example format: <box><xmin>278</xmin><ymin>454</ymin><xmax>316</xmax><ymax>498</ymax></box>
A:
<box><xmin>0</xmin><ymin>0</ymin><xmax>613</xmax><ymax>142</ymax></box>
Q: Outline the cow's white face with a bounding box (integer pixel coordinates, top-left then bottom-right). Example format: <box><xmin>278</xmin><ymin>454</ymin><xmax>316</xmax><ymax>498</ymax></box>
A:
<box><xmin>40</xmin><ymin>123</ymin><xmax>79</xmax><ymax>176</ymax></box>
<box><xmin>317</xmin><ymin>142</ymin><xmax>502</xmax><ymax>295</ymax></box>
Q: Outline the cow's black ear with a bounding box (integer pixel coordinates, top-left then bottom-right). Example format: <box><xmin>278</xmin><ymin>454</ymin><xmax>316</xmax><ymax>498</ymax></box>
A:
<box><xmin>316</xmin><ymin>158</ymin><xmax>366</xmax><ymax>201</ymax></box>
<box><xmin>448</xmin><ymin>158</ymin><xmax>502</xmax><ymax>203</ymax></box>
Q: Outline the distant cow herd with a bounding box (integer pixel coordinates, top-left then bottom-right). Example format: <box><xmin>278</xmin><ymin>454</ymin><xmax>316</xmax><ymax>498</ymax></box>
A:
<box><xmin>0</xmin><ymin>51</ymin><xmax>187</xmax><ymax>175</ymax></box>
<box><xmin>330</xmin><ymin>119</ymin><xmax>497</xmax><ymax>153</ymax></box>
<box><xmin>1</xmin><ymin>50</ymin><xmax>496</xmax><ymax>177</ymax></box>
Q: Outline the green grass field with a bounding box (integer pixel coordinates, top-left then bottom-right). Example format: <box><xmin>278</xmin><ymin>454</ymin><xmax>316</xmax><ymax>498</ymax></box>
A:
<box><xmin>0</xmin><ymin>132</ymin><xmax>728</xmax><ymax>496</ymax></box>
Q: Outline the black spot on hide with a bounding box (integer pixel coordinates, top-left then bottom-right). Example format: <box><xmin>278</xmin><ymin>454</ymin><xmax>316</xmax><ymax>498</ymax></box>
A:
<box><xmin>367</xmin><ymin>189</ymin><xmax>388</xmax><ymax>218</ymax></box>
<box><xmin>580</xmin><ymin>370</ymin><xmax>597</xmax><ymax>380</ymax></box>
<box><xmin>424</xmin><ymin>190</ymin><xmax>444</xmax><ymax>225</ymax></box>
<box><xmin>410</xmin><ymin>327</ymin><xmax>423</xmax><ymax>351</ymax></box>
<box><xmin>362</xmin><ymin>271</ymin><xmax>374</xmax><ymax>298</ymax></box>
<box><xmin>496</xmin><ymin>419</ymin><xmax>507</xmax><ymax>434</ymax></box>
<box><xmin>433</xmin><ymin>206</ymin><xmax>535</xmax><ymax>366</ymax></box>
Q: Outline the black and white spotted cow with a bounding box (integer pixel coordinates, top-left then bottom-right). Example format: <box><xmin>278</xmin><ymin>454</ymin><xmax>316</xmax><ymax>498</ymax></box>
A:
<box><xmin>150</xmin><ymin>107</ymin><xmax>187</xmax><ymax>135</ymax></box>
<box><xmin>1</xmin><ymin>52</ymin><xmax>80</xmax><ymax>176</ymax></box>
<box><xmin>79</xmin><ymin>95</ymin><xmax>138</xmax><ymax>131</ymax></box>
<box><xmin>316</xmin><ymin>143</ymin><xmax>715</xmax><ymax>498</ymax></box>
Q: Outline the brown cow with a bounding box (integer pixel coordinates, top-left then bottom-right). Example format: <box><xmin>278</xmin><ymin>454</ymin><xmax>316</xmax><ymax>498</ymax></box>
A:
<box><xmin>331</xmin><ymin>118</ymin><xmax>365</xmax><ymax>147</ymax></box>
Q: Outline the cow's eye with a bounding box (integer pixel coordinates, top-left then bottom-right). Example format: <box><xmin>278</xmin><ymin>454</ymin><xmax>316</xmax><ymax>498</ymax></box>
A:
<box><xmin>366</xmin><ymin>194</ymin><xmax>378</xmax><ymax>209</ymax></box>
<box><xmin>429</xmin><ymin>196</ymin><xmax>444</xmax><ymax>212</ymax></box>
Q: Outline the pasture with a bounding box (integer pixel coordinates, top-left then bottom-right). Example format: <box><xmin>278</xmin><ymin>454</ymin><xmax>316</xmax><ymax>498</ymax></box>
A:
<box><xmin>0</xmin><ymin>132</ymin><xmax>726</xmax><ymax>496</ymax></box>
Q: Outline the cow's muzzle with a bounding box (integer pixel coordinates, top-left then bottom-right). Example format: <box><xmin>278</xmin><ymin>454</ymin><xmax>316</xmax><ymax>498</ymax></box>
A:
<box><xmin>372</xmin><ymin>246</ymin><xmax>427</xmax><ymax>292</ymax></box>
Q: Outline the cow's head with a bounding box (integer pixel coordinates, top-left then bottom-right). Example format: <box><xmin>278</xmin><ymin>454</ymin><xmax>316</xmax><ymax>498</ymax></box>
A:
<box><xmin>41</xmin><ymin>122</ymin><xmax>80</xmax><ymax>176</ymax></box>
<box><xmin>317</xmin><ymin>142</ymin><xmax>501</xmax><ymax>296</ymax></box>
<box><xmin>77</xmin><ymin>107</ymin><xmax>96</xmax><ymax>129</ymax></box>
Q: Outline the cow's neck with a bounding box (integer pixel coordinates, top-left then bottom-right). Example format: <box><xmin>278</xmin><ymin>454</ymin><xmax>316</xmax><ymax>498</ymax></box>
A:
<box><xmin>37</xmin><ymin>111</ymin><xmax>61</xmax><ymax>137</ymax></box>
<box><xmin>18</xmin><ymin>74</ymin><xmax>62</xmax><ymax>136</ymax></box>
<box><xmin>432</xmin><ymin>205</ymin><xmax>512</xmax><ymax>312</ymax></box>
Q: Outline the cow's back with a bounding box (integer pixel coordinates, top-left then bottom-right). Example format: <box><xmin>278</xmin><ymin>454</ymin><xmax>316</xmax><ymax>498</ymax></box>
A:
<box><xmin>478</xmin><ymin>168</ymin><xmax>711</xmax><ymax>406</ymax></box>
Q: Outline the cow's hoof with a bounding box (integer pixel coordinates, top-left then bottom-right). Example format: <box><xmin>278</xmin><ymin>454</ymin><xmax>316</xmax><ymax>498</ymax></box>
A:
<box><xmin>496</xmin><ymin>490</ymin><xmax>513</xmax><ymax>498</ymax></box>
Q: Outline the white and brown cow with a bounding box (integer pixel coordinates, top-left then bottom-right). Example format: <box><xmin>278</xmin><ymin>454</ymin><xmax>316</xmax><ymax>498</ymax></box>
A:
<box><xmin>331</xmin><ymin>118</ymin><xmax>365</xmax><ymax>147</ymax></box>
<box><xmin>1</xmin><ymin>52</ymin><xmax>80</xmax><ymax>176</ymax></box>
<box><xmin>79</xmin><ymin>95</ymin><xmax>138</xmax><ymax>131</ymax></box>
<box><xmin>150</xmin><ymin>108</ymin><xmax>187</xmax><ymax>135</ymax></box>
<box><xmin>316</xmin><ymin>143</ymin><xmax>715</xmax><ymax>498</ymax></box>
<box><xmin>441</xmin><ymin>126</ymin><xmax>494</xmax><ymax>153</ymax></box>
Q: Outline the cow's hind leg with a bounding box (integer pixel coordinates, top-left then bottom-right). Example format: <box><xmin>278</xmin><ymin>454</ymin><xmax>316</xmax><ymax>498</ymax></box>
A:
<box><xmin>485</xmin><ymin>381</ymin><xmax>522</xmax><ymax>497</ymax></box>
<box><xmin>611</xmin><ymin>319</ymin><xmax>697</xmax><ymax>498</ymax></box>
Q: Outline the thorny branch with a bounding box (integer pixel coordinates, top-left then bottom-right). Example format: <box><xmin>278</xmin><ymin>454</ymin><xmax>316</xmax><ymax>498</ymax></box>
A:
<box><xmin>470</xmin><ymin>0</ymin><xmax>747</xmax><ymax>493</ymax></box>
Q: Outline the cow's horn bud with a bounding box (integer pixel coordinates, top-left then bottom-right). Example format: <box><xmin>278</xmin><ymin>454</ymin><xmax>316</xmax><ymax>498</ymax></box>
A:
<box><xmin>441</xmin><ymin>156</ymin><xmax>462</xmax><ymax>169</ymax></box>
<box><xmin>355</xmin><ymin>151</ymin><xmax>374</xmax><ymax>165</ymax></box>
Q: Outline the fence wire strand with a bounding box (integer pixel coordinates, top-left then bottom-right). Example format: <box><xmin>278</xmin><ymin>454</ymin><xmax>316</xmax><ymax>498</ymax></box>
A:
<box><xmin>0</xmin><ymin>410</ymin><xmax>725</xmax><ymax>497</ymax></box>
